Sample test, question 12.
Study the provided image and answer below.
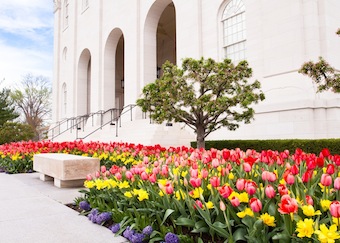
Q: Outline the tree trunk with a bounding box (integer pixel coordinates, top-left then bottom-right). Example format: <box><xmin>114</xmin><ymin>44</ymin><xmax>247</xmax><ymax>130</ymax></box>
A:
<box><xmin>196</xmin><ymin>124</ymin><xmax>205</xmax><ymax>149</ymax></box>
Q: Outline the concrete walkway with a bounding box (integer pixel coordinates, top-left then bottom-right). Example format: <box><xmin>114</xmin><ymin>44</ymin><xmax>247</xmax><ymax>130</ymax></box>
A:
<box><xmin>0</xmin><ymin>172</ymin><xmax>128</xmax><ymax>243</ymax></box>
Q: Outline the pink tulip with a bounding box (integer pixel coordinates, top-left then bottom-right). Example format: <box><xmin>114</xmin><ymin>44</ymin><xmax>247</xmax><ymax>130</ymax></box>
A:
<box><xmin>194</xmin><ymin>200</ymin><xmax>203</xmax><ymax>209</ymax></box>
<box><xmin>334</xmin><ymin>177</ymin><xmax>340</xmax><ymax>190</ymax></box>
<box><xmin>141</xmin><ymin>171</ymin><xmax>149</xmax><ymax>180</ymax></box>
<box><xmin>100</xmin><ymin>165</ymin><xmax>106</xmax><ymax>173</ymax></box>
<box><xmin>210</xmin><ymin>176</ymin><xmax>220</xmax><ymax>188</ymax></box>
<box><xmin>189</xmin><ymin>177</ymin><xmax>202</xmax><ymax>188</ymax></box>
<box><xmin>220</xmin><ymin>200</ymin><xmax>226</xmax><ymax>211</ymax></box>
<box><xmin>230</xmin><ymin>196</ymin><xmax>240</xmax><ymax>207</ymax></box>
<box><xmin>245</xmin><ymin>181</ymin><xmax>257</xmax><ymax>196</ymax></box>
<box><xmin>236</xmin><ymin>178</ymin><xmax>246</xmax><ymax>191</ymax></box>
<box><xmin>190</xmin><ymin>169</ymin><xmax>198</xmax><ymax>178</ymax></box>
<box><xmin>95</xmin><ymin>171</ymin><xmax>101</xmax><ymax>178</ymax></box>
<box><xmin>212</xmin><ymin>158</ymin><xmax>220</xmax><ymax>168</ymax></box>
<box><xmin>265</xmin><ymin>185</ymin><xmax>276</xmax><ymax>198</ymax></box>
<box><xmin>125</xmin><ymin>171</ymin><xmax>133</xmax><ymax>180</ymax></box>
<box><xmin>249</xmin><ymin>198</ymin><xmax>262</xmax><ymax>213</ymax></box>
<box><xmin>86</xmin><ymin>174</ymin><xmax>92</xmax><ymax>181</ymax></box>
<box><xmin>285</xmin><ymin>173</ymin><xmax>295</xmax><ymax>185</ymax></box>
<box><xmin>321</xmin><ymin>173</ymin><xmax>332</xmax><ymax>187</ymax></box>
<box><xmin>115</xmin><ymin>172</ymin><xmax>122</xmax><ymax>180</ymax></box>
<box><xmin>262</xmin><ymin>171</ymin><xmax>276</xmax><ymax>182</ymax></box>
<box><xmin>149</xmin><ymin>173</ymin><xmax>156</xmax><ymax>183</ymax></box>
<box><xmin>243</xmin><ymin>162</ymin><xmax>252</xmax><ymax>172</ymax></box>
<box><xmin>161</xmin><ymin>166</ymin><xmax>168</xmax><ymax>176</ymax></box>
<box><xmin>201</xmin><ymin>169</ymin><xmax>209</xmax><ymax>179</ymax></box>
<box><xmin>330</xmin><ymin>201</ymin><xmax>340</xmax><ymax>218</ymax></box>
<box><xmin>305</xmin><ymin>195</ymin><xmax>313</xmax><ymax>205</ymax></box>
<box><xmin>165</xmin><ymin>184</ymin><xmax>174</xmax><ymax>194</ymax></box>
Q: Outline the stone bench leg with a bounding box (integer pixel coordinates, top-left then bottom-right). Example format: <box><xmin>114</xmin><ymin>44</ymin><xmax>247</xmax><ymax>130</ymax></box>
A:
<box><xmin>40</xmin><ymin>174</ymin><xmax>54</xmax><ymax>181</ymax></box>
<box><xmin>54</xmin><ymin>178</ymin><xmax>85</xmax><ymax>188</ymax></box>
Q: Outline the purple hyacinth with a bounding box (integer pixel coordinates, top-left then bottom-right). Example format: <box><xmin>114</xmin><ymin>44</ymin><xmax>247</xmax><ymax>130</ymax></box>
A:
<box><xmin>79</xmin><ymin>201</ymin><xmax>91</xmax><ymax>211</ymax></box>
<box><xmin>130</xmin><ymin>233</ymin><xmax>145</xmax><ymax>243</ymax></box>
<box><xmin>164</xmin><ymin>232</ymin><xmax>180</xmax><ymax>243</ymax></box>
<box><xmin>123</xmin><ymin>226</ymin><xmax>135</xmax><ymax>240</ymax></box>
<box><xmin>110</xmin><ymin>223</ymin><xmax>120</xmax><ymax>233</ymax></box>
<box><xmin>87</xmin><ymin>209</ymin><xmax>99</xmax><ymax>223</ymax></box>
<box><xmin>96</xmin><ymin>212</ymin><xmax>112</xmax><ymax>224</ymax></box>
<box><xmin>142</xmin><ymin>225</ymin><xmax>153</xmax><ymax>236</ymax></box>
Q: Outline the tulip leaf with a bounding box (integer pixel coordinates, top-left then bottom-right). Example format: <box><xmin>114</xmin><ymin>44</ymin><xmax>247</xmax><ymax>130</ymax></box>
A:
<box><xmin>175</xmin><ymin>217</ymin><xmax>195</xmax><ymax>227</ymax></box>
<box><xmin>161</xmin><ymin>209</ymin><xmax>175</xmax><ymax>226</ymax></box>
<box><xmin>233</xmin><ymin>228</ymin><xmax>247</xmax><ymax>242</ymax></box>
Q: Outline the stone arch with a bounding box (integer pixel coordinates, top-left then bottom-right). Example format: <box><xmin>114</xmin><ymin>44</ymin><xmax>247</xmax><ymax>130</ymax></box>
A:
<box><xmin>143</xmin><ymin>0</ymin><xmax>176</xmax><ymax>85</ymax></box>
<box><xmin>77</xmin><ymin>48</ymin><xmax>91</xmax><ymax>116</ymax></box>
<box><xmin>103</xmin><ymin>28</ymin><xmax>125</xmax><ymax>111</ymax></box>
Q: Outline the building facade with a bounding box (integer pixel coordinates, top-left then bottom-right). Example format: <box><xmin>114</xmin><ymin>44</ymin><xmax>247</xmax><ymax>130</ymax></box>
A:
<box><xmin>52</xmin><ymin>0</ymin><xmax>340</xmax><ymax>146</ymax></box>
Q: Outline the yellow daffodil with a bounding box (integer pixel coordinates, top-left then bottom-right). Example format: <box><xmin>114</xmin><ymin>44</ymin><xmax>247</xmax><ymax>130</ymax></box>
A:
<box><xmin>237</xmin><ymin>208</ymin><xmax>254</xmax><ymax>218</ymax></box>
<box><xmin>332</xmin><ymin>217</ymin><xmax>340</xmax><ymax>226</ymax></box>
<box><xmin>181</xmin><ymin>170</ymin><xmax>188</xmax><ymax>178</ymax></box>
<box><xmin>118</xmin><ymin>181</ymin><xmax>130</xmax><ymax>189</ymax></box>
<box><xmin>136</xmin><ymin>189</ymin><xmax>149</xmax><ymax>201</ymax></box>
<box><xmin>279</xmin><ymin>179</ymin><xmax>286</xmax><ymax>185</ymax></box>
<box><xmin>205</xmin><ymin>201</ymin><xmax>214</xmax><ymax>209</ymax></box>
<box><xmin>84</xmin><ymin>180</ymin><xmax>95</xmax><ymax>189</ymax></box>
<box><xmin>259</xmin><ymin>213</ymin><xmax>276</xmax><ymax>227</ymax></box>
<box><xmin>158</xmin><ymin>179</ymin><xmax>167</xmax><ymax>186</ymax></box>
<box><xmin>238</xmin><ymin>192</ymin><xmax>249</xmax><ymax>203</ymax></box>
<box><xmin>302</xmin><ymin>205</ymin><xmax>322</xmax><ymax>217</ymax></box>
<box><xmin>190</xmin><ymin>187</ymin><xmax>203</xmax><ymax>199</ymax></box>
<box><xmin>296</xmin><ymin>218</ymin><xmax>314</xmax><ymax>238</ymax></box>
<box><xmin>124</xmin><ymin>191</ymin><xmax>133</xmax><ymax>198</ymax></box>
<box><xmin>158</xmin><ymin>190</ymin><xmax>164</xmax><ymax>197</ymax></box>
<box><xmin>175</xmin><ymin>190</ymin><xmax>186</xmax><ymax>200</ymax></box>
<box><xmin>315</xmin><ymin>224</ymin><xmax>340</xmax><ymax>243</ymax></box>
<box><xmin>206</xmin><ymin>184</ymin><xmax>212</xmax><ymax>190</ymax></box>
<box><xmin>321</xmin><ymin>199</ymin><xmax>331</xmax><ymax>211</ymax></box>
<box><xmin>228</xmin><ymin>172</ymin><xmax>234</xmax><ymax>180</ymax></box>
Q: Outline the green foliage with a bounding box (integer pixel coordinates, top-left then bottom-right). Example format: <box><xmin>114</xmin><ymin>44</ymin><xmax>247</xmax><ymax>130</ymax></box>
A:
<box><xmin>192</xmin><ymin>138</ymin><xmax>340</xmax><ymax>154</ymax></box>
<box><xmin>299</xmin><ymin>29</ymin><xmax>340</xmax><ymax>93</ymax></box>
<box><xmin>137</xmin><ymin>57</ymin><xmax>265</xmax><ymax>148</ymax></box>
<box><xmin>0</xmin><ymin>88</ymin><xmax>19</xmax><ymax>126</ymax></box>
<box><xmin>0</xmin><ymin>122</ymin><xmax>35</xmax><ymax>145</ymax></box>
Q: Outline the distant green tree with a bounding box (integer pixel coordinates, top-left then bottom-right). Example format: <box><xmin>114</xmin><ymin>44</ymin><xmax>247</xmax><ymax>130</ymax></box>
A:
<box><xmin>10</xmin><ymin>74</ymin><xmax>52</xmax><ymax>141</ymax></box>
<box><xmin>0</xmin><ymin>122</ymin><xmax>35</xmax><ymax>144</ymax></box>
<box><xmin>137</xmin><ymin>57</ymin><xmax>265</xmax><ymax>149</ymax></box>
<box><xmin>0</xmin><ymin>87</ymin><xmax>19</xmax><ymax>125</ymax></box>
<box><xmin>299</xmin><ymin>29</ymin><xmax>340</xmax><ymax>93</ymax></box>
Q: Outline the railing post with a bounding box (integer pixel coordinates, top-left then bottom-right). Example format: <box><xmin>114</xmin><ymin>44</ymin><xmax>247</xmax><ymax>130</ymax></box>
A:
<box><xmin>116</xmin><ymin>118</ymin><xmax>118</xmax><ymax>137</ymax></box>
<box><xmin>130</xmin><ymin>105</ymin><xmax>132</xmax><ymax>121</ymax></box>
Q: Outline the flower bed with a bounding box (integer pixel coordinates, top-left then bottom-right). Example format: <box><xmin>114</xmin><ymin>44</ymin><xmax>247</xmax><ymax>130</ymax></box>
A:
<box><xmin>2</xmin><ymin>141</ymin><xmax>340</xmax><ymax>242</ymax></box>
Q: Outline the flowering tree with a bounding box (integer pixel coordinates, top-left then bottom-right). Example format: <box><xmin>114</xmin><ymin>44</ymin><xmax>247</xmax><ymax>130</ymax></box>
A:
<box><xmin>137</xmin><ymin>57</ymin><xmax>265</xmax><ymax>148</ymax></box>
<box><xmin>299</xmin><ymin>29</ymin><xmax>340</xmax><ymax>93</ymax></box>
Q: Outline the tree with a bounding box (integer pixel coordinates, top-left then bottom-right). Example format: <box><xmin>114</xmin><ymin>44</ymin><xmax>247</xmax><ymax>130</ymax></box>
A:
<box><xmin>0</xmin><ymin>122</ymin><xmax>34</xmax><ymax>144</ymax></box>
<box><xmin>0</xmin><ymin>87</ymin><xmax>19</xmax><ymax>126</ymax></box>
<box><xmin>137</xmin><ymin>57</ymin><xmax>265</xmax><ymax>148</ymax></box>
<box><xmin>10</xmin><ymin>74</ymin><xmax>52</xmax><ymax>141</ymax></box>
<box><xmin>299</xmin><ymin>29</ymin><xmax>340</xmax><ymax>93</ymax></box>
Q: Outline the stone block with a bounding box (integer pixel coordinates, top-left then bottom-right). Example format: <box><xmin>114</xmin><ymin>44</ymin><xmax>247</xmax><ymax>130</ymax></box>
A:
<box><xmin>33</xmin><ymin>153</ymin><xmax>100</xmax><ymax>188</ymax></box>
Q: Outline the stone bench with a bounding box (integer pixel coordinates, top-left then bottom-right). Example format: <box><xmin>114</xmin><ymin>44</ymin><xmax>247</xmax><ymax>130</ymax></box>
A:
<box><xmin>33</xmin><ymin>153</ymin><xmax>100</xmax><ymax>188</ymax></box>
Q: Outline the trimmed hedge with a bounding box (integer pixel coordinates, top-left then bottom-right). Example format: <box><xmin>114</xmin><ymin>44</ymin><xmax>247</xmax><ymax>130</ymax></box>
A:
<box><xmin>191</xmin><ymin>139</ymin><xmax>340</xmax><ymax>154</ymax></box>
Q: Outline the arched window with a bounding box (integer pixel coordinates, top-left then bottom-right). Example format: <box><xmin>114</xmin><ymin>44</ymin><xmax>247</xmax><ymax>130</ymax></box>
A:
<box><xmin>64</xmin><ymin>0</ymin><xmax>69</xmax><ymax>29</ymax></box>
<box><xmin>222</xmin><ymin>0</ymin><xmax>246</xmax><ymax>62</ymax></box>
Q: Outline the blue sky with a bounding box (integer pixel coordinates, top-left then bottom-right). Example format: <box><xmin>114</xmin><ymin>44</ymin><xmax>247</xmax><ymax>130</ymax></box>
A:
<box><xmin>0</xmin><ymin>0</ymin><xmax>54</xmax><ymax>88</ymax></box>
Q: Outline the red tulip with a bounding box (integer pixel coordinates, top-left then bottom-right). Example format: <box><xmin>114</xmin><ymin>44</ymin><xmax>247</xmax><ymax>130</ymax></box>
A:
<box><xmin>330</xmin><ymin>201</ymin><xmax>340</xmax><ymax>218</ymax></box>
<box><xmin>219</xmin><ymin>185</ymin><xmax>233</xmax><ymax>198</ymax></box>
<box><xmin>302</xmin><ymin>170</ymin><xmax>313</xmax><ymax>183</ymax></box>
<box><xmin>278</xmin><ymin>195</ymin><xmax>298</xmax><ymax>214</ymax></box>
<box><xmin>249</xmin><ymin>198</ymin><xmax>262</xmax><ymax>213</ymax></box>
<box><xmin>321</xmin><ymin>173</ymin><xmax>332</xmax><ymax>187</ymax></box>
<box><xmin>326</xmin><ymin>164</ymin><xmax>335</xmax><ymax>175</ymax></box>
<box><xmin>265</xmin><ymin>185</ymin><xmax>276</xmax><ymax>198</ymax></box>
<box><xmin>278</xmin><ymin>184</ymin><xmax>288</xmax><ymax>196</ymax></box>
<box><xmin>290</xmin><ymin>164</ymin><xmax>299</xmax><ymax>175</ymax></box>
<box><xmin>210</xmin><ymin>176</ymin><xmax>220</xmax><ymax>188</ymax></box>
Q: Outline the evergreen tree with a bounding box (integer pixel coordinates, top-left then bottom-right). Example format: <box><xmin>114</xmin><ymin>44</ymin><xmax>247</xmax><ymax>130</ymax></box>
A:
<box><xmin>0</xmin><ymin>88</ymin><xmax>19</xmax><ymax>126</ymax></box>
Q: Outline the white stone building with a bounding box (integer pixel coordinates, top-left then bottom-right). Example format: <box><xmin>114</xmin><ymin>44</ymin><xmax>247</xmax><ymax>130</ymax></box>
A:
<box><xmin>51</xmin><ymin>0</ymin><xmax>340</xmax><ymax>147</ymax></box>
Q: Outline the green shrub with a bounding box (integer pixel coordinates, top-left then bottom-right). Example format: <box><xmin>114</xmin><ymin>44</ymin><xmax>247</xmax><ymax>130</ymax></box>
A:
<box><xmin>0</xmin><ymin>122</ymin><xmax>35</xmax><ymax>144</ymax></box>
<box><xmin>191</xmin><ymin>139</ymin><xmax>340</xmax><ymax>154</ymax></box>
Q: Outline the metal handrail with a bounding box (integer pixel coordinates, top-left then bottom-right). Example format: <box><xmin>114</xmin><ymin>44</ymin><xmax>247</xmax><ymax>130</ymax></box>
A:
<box><xmin>78</xmin><ymin>104</ymin><xmax>137</xmax><ymax>140</ymax></box>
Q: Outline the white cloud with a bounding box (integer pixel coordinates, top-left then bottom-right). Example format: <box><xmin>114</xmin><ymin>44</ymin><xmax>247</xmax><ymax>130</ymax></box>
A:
<box><xmin>0</xmin><ymin>0</ymin><xmax>53</xmax><ymax>88</ymax></box>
